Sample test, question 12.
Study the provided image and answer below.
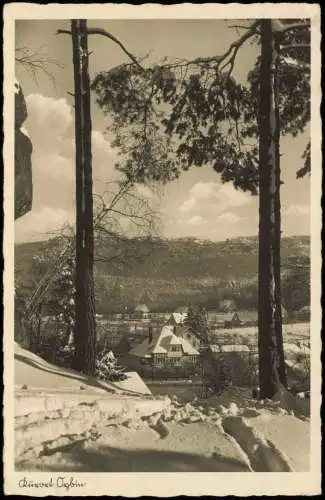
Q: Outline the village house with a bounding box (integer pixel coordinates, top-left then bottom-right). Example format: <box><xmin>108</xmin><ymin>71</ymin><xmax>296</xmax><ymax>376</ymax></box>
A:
<box><xmin>129</xmin><ymin>323</ymin><xmax>200</xmax><ymax>370</ymax></box>
<box><xmin>209</xmin><ymin>311</ymin><xmax>243</xmax><ymax>328</ymax></box>
<box><xmin>165</xmin><ymin>312</ymin><xmax>200</xmax><ymax>349</ymax></box>
<box><xmin>224</xmin><ymin>312</ymin><xmax>243</xmax><ymax>328</ymax></box>
<box><xmin>132</xmin><ymin>304</ymin><xmax>150</xmax><ymax>320</ymax></box>
<box><xmin>209</xmin><ymin>308</ymin><xmax>288</xmax><ymax>329</ymax></box>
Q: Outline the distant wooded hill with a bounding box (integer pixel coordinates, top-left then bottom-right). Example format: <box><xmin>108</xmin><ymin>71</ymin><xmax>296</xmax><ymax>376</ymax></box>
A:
<box><xmin>15</xmin><ymin>235</ymin><xmax>310</xmax><ymax>314</ymax></box>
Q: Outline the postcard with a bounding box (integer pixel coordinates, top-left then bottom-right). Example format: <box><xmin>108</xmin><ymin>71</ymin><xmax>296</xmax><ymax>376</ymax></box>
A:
<box><xmin>3</xmin><ymin>3</ymin><xmax>322</xmax><ymax>496</ymax></box>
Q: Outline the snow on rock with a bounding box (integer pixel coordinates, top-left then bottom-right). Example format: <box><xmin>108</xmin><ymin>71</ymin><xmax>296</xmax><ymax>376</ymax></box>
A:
<box><xmin>15</xmin><ymin>81</ymin><xmax>33</xmax><ymax>219</ymax></box>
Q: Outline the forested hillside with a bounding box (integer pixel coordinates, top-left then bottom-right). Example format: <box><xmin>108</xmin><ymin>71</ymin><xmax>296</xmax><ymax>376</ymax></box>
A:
<box><xmin>15</xmin><ymin>235</ymin><xmax>310</xmax><ymax>314</ymax></box>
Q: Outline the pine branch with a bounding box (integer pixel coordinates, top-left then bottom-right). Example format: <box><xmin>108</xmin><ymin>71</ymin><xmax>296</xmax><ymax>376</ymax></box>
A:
<box><xmin>56</xmin><ymin>28</ymin><xmax>144</xmax><ymax>71</ymax></box>
<box><xmin>160</xmin><ymin>20</ymin><xmax>260</xmax><ymax>76</ymax></box>
<box><xmin>217</xmin><ymin>20</ymin><xmax>260</xmax><ymax>75</ymax></box>
<box><xmin>273</xmin><ymin>20</ymin><xmax>310</xmax><ymax>34</ymax></box>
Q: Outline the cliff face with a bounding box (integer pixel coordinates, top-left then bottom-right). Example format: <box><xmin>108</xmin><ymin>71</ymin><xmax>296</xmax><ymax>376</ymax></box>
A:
<box><xmin>15</xmin><ymin>79</ymin><xmax>33</xmax><ymax>220</ymax></box>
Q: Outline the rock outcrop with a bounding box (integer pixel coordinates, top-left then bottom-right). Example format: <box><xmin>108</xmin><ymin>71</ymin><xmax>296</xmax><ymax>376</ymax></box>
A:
<box><xmin>15</xmin><ymin>79</ymin><xmax>33</xmax><ymax>219</ymax></box>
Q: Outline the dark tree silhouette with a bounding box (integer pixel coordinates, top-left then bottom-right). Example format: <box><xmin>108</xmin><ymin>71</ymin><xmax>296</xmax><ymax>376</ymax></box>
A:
<box><xmin>70</xmin><ymin>19</ymin><xmax>96</xmax><ymax>375</ymax></box>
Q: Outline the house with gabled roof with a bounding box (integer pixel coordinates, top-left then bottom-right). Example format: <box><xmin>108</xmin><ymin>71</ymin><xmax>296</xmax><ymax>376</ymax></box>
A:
<box><xmin>133</xmin><ymin>303</ymin><xmax>150</xmax><ymax>320</ymax></box>
<box><xmin>129</xmin><ymin>324</ymin><xmax>200</xmax><ymax>369</ymax></box>
<box><xmin>224</xmin><ymin>312</ymin><xmax>243</xmax><ymax>328</ymax></box>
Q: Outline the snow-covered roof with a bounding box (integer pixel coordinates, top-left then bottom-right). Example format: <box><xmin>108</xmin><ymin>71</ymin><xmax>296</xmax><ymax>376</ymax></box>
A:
<box><xmin>130</xmin><ymin>324</ymin><xmax>200</xmax><ymax>358</ymax></box>
<box><xmin>209</xmin><ymin>344</ymin><xmax>250</xmax><ymax>353</ymax></box>
<box><xmin>169</xmin><ymin>336</ymin><xmax>183</xmax><ymax>345</ymax></box>
<box><xmin>129</xmin><ymin>339</ymin><xmax>153</xmax><ymax>357</ymax></box>
<box><xmin>167</xmin><ymin>312</ymin><xmax>187</xmax><ymax>325</ymax></box>
<box><xmin>134</xmin><ymin>304</ymin><xmax>150</xmax><ymax>313</ymax></box>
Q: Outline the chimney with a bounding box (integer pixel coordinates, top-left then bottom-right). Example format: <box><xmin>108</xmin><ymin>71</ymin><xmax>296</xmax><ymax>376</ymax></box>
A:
<box><xmin>148</xmin><ymin>326</ymin><xmax>153</xmax><ymax>343</ymax></box>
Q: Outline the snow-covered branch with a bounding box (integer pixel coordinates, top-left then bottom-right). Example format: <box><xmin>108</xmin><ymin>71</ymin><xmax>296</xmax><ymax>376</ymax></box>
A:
<box><xmin>280</xmin><ymin>44</ymin><xmax>310</xmax><ymax>52</ymax></box>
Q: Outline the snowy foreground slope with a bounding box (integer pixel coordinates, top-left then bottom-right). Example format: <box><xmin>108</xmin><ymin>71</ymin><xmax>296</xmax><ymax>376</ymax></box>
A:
<box><xmin>14</xmin><ymin>344</ymin><xmax>310</xmax><ymax>472</ymax></box>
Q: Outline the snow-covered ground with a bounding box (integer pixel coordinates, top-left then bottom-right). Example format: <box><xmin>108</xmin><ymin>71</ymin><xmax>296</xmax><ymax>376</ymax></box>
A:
<box><xmin>14</xmin><ymin>344</ymin><xmax>310</xmax><ymax>473</ymax></box>
<box><xmin>214</xmin><ymin>322</ymin><xmax>310</xmax><ymax>341</ymax></box>
<box><xmin>15</xmin><ymin>342</ymin><xmax>151</xmax><ymax>396</ymax></box>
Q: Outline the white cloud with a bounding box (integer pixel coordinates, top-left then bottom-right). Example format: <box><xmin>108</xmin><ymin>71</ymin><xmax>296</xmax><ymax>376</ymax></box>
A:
<box><xmin>216</xmin><ymin>212</ymin><xmax>241</xmax><ymax>224</ymax></box>
<box><xmin>15</xmin><ymin>93</ymin><xmax>123</xmax><ymax>242</ymax></box>
<box><xmin>92</xmin><ymin>130</ymin><xmax>113</xmax><ymax>151</ymax></box>
<box><xmin>285</xmin><ymin>204</ymin><xmax>310</xmax><ymax>216</ymax></box>
<box><xmin>15</xmin><ymin>207</ymin><xmax>74</xmax><ymax>243</ymax></box>
<box><xmin>25</xmin><ymin>94</ymin><xmax>117</xmax><ymax>185</ymax></box>
<box><xmin>26</xmin><ymin>94</ymin><xmax>73</xmax><ymax>144</ymax></box>
<box><xmin>92</xmin><ymin>130</ymin><xmax>117</xmax><ymax>184</ymax></box>
<box><xmin>217</xmin><ymin>183</ymin><xmax>251</xmax><ymax>208</ymax></box>
<box><xmin>180</xmin><ymin>197</ymin><xmax>197</xmax><ymax>213</ymax></box>
<box><xmin>186</xmin><ymin>215</ymin><xmax>207</xmax><ymax>226</ymax></box>
<box><xmin>179</xmin><ymin>181</ymin><xmax>251</xmax><ymax>215</ymax></box>
<box><xmin>190</xmin><ymin>181</ymin><xmax>218</xmax><ymax>200</ymax></box>
<box><xmin>35</xmin><ymin>153</ymin><xmax>74</xmax><ymax>180</ymax></box>
<box><xmin>176</xmin><ymin>181</ymin><xmax>253</xmax><ymax>236</ymax></box>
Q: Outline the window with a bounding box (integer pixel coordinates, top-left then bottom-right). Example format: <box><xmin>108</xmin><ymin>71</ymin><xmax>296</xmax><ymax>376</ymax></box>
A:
<box><xmin>170</xmin><ymin>345</ymin><xmax>181</xmax><ymax>352</ymax></box>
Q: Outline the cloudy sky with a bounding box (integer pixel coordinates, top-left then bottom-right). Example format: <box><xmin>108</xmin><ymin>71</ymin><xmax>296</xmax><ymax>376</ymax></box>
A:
<box><xmin>15</xmin><ymin>19</ymin><xmax>310</xmax><ymax>244</ymax></box>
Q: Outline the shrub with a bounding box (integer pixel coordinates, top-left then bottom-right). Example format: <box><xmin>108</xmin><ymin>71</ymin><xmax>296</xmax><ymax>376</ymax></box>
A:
<box><xmin>95</xmin><ymin>348</ymin><xmax>128</xmax><ymax>382</ymax></box>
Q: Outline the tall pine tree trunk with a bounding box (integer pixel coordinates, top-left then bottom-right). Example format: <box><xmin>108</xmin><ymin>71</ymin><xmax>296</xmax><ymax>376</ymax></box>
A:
<box><xmin>71</xmin><ymin>20</ymin><xmax>96</xmax><ymax>376</ymax></box>
<box><xmin>258</xmin><ymin>19</ymin><xmax>286</xmax><ymax>399</ymax></box>
<box><xmin>274</xmin><ymin>84</ymin><xmax>287</xmax><ymax>389</ymax></box>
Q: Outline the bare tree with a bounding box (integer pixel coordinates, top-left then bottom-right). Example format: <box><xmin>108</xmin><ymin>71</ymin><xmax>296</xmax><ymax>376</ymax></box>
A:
<box><xmin>15</xmin><ymin>46</ymin><xmax>62</xmax><ymax>85</ymax></box>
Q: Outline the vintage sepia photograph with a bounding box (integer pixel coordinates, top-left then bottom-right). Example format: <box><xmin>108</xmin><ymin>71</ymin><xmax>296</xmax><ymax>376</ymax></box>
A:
<box><xmin>3</xmin><ymin>3</ymin><xmax>321</xmax><ymax>496</ymax></box>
